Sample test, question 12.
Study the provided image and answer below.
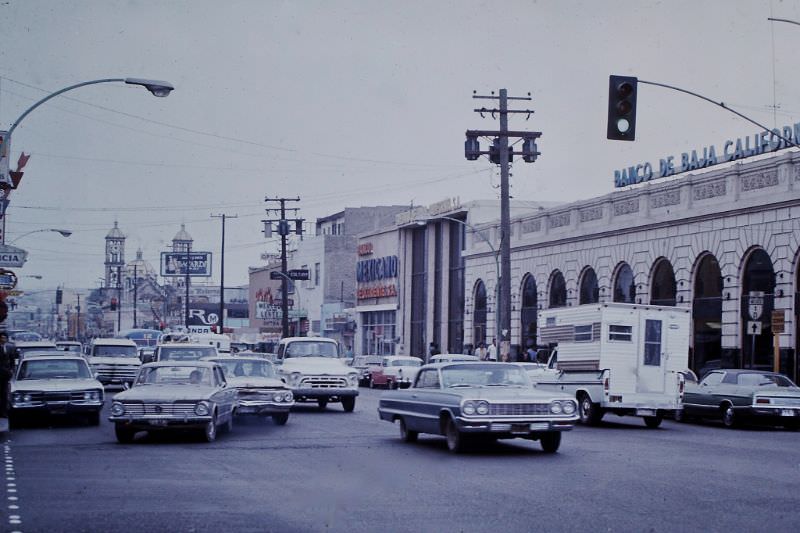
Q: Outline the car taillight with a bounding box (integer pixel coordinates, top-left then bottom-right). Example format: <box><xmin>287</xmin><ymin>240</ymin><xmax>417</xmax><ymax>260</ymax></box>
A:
<box><xmin>603</xmin><ymin>375</ymin><xmax>609</xmax><ymax>392</ymax></box>
<box><xmin>755</xmin><ymin>398</ymin><xmax>770</xmax><ymax>404</ymax></box>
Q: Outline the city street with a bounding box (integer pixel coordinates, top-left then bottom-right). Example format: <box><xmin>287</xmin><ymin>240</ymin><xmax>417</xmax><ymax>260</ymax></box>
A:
<box><xmin>1</xmin><ymin>387</ymin><xmax>798</xmax><ymax>533</ymax></box>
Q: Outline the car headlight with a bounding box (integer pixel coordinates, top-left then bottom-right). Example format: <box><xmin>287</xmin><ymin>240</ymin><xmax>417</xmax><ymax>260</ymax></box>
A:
<box><xmin>194</xmin><ymin>402</ymin><xmax>211</xmax><ymax>416</ymax></box>
<box><xmin>84</xmin><ymin>391</ymin><xmax>102</xmax><ymax>401</ymax></box>
<box><xmin>12</xmin><ymin>392</ymin><xmax>23</xmax><ymax>403</ymax></box>
<box><xmin>290</xmin><ymin>372</ymin><xmax>302</xmax><ymax>384</ymax></box>
<box><xmin>273</xmin><ymin>392</ymin><xmax>284</xmax><ymax>402</ymax></box>
<box><xmin>348</xmin><ymin>373</ymin><xmax>359</xmax><ymax>386</ymax></box>
<box><xmin>462</xmin><ymin>400</ymin><xmax>476</xmax><ymax>415</ymax></box>
<box><xmin>476</xmin><ymin>401</ymin><xmax>490</xmax><ymax>415</ymax></box>
<box><xmin>562</xmin><ymin>401</ymin><xmax>576</xmax><ymax>415</ymax></box>
<box><xmin>110</xmin><ymin>402</ymin><xmax>125</xmax><ymax>416</ymax></box>
<box><xmin>550</xmin><ymin>401</ymin><xmax>563</xmax><ymax>414</ymax></box>
<box><xmin>284</xmin><ymin>391</ymin><xmax>293</xmax><ymax>402</ymax></box>
<box><xmin>23</xmin><ymin>393</ymin><xmax>32</xmax><ymax>402</ymax></box>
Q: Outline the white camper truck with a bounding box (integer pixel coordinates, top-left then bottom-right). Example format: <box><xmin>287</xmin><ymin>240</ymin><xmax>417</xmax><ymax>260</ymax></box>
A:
<box><xmin>531</xmin><ymin>303</ymin><xmax>689</xmax><ymax>428</ymax></box>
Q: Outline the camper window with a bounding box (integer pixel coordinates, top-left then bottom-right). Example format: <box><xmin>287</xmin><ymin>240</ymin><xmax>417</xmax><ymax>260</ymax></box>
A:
<box><xmin>574</xmin><ymin>325</ymin><xmax>593</xmax><ymax>342</ymax></box>
<box><xmin>643</xmin><ymin>319</ymin><xmax>662</xmax><ymax>366</ymax></box>
<box><xmin>608</xmin><ymin>325</ymin><xmax>632</xmax><ymax>342</ymax></box>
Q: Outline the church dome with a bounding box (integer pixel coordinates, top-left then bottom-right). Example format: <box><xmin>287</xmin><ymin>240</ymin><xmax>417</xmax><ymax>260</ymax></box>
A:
<box><xmin>126</xmin><ymin>249</ymin><xmax>156</xmax><ymax>278</ymax></box>
<box><xmin>172</xmin><ymin>223</ymin><xmax>193</xmax><ymax>242</ymax></box>
<box><xmin>106</xmin><ymin>221</ymin><xmax>125</xmax><ymax>239</ymax></box>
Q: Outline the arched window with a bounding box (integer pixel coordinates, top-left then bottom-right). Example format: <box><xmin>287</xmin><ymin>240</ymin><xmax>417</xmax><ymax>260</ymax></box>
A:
<box><xmin>613</xmin><ymin>263</ymin><xmax>636</xmax><ymax>303</ymax></box>
<box><xmin>693</xmin><ymin>253</ymin><xmax>722</xmax><ymax>375</ymax></box>
<box><xmin>473</xmin><ymin>280</ymin><xmax>487</xmax><ymax>348</ymax></box>
<box><xmin>520</xmin><ymin>275</ymin><xmax>538</xmax><ymax>349</ymax></box>
<box><xmin>651</xmin><ymin>259</ymin><xmax>676</xmax><ymax>306</ymax></box>
<box><xmin>741</xmin><ymin>249</ymin><xmax>775</xmax><ymax>370</ymax></box>
<box><xmin>579</xmin><ymin>267</ymin><xmax>599</xmax><ymax>304</ymax></box>
<box><xmin>549</xmin><ymin>271</ymin><xmax>567</xmax><ymax>308</ymax></box>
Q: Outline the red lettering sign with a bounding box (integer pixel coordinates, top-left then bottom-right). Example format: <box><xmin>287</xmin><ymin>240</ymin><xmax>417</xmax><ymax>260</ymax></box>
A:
<box><xmin>357</xmin><ymin>284</ymin><xmax>397</xmax><ymax>300</ymax></box>
<box><xmin>358</xmin><ymin>243</ymin><xmax>374</xmax><ymax>256</ymax></box>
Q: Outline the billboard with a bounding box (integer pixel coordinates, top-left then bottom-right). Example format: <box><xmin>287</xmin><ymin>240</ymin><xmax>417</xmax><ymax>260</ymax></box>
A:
<box><xmin>160</xmin><ymin>251</ymin><xmax>212</xmax><ymax>277</ymax></box>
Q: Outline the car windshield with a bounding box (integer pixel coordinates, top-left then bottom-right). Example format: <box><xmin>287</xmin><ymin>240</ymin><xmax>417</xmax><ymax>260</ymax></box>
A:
<box><xmin>737</xmin><ymin>373</ymin><xmax>795</xmax><ymax>387</ymax></box>
<box><xmin>19</xmin><ymin>347</ymin><xmax>58</xmax><ymax>356</ymax></box>
<box><xmin>12</xmin><ymin>332</ymin><xmax>42</xmax><ymax>342</ymax></box>
<box><xmin>284</xmin><ymin>341</ymin><xmax>339</xmax><ymax>358</ymax></box>
<box><xmin>135</xmin><ymin>365</ymin><xmax>212</xmax><ymax>386</ymax></box>
<box><xmin>441</xmin><ymin>364</ymin><xmax>530</xmax><ymax>388</ymax></box>
<box><xmin>18</xmin><ymin>359</ymin><xmax>92</xmax><ymax>380</ymax></box>
<box><xmin>158</xmin><ymin>346</ymin><xmax>217</xmax><ymax>361</ymax></box>
<box><xmin>391</xmin><ymin>359</ymin><xmax>421</xmax><ymax>367</ymax></box>
<box><xmin>58</xmin><ymin>344</ymin><xmax>82</xmax><ymax>353</ymax></box>
<box><xmin>215</xmin><ymin>359</ymin><xmax>275</xmax><ymax>378</ymax></box>
<box><xmin>92</xmin><ymin>345</ymin><xmax>138</xmax><ymax>357</ymax></box>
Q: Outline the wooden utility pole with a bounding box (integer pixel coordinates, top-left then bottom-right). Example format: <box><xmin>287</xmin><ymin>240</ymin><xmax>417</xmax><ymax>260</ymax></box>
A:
<box><xmin>211</xmin><ymin>213</ymin><xmax>238</xmax><ymax>334</ymax></box>
<box><xmin>262</xmin><ymin>198</ymin><xmax>303</xmax><ymax>338</ymax></box>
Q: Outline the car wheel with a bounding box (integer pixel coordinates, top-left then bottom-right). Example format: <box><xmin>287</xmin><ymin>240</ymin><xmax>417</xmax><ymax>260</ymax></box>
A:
<box><xmin>644</xmin><ymin>415</ymin><xmax>663</xmax><ymax>429</ymax></box>
<box><xmin>540</xmin><ymin>432</ymin><xmax>561</xmax><ymax>453</ymax></box>
<box><xmin>445</xmin><ymin>417</ymin><xmax>466</xmax><ymax>453</ymax></box>
<box><xmin>341</xmin><ymin>397</ymin><xmax>356</xmax><ymax>412</ymax></box>
<box><xmin>674</xmin><ymin>409</ymin><xmax>686</xmax><ymax>423</ymax></box>
<box><xmin>115</xmin><ymin>424</ymin><xmax>136</xmax><ymax>444</ymax></box>
<box><xmin>87</xmin><ymin>411</ymin><xmax>101</xmax><ymax>426</ymax></box>
<box><xmin>722</xmin><ymin>404</ymin><xmax>737</xmax><ymax>428</ymax></box>
<box><xmin>7</xmin><ymin>411</ymin><xmax>19</xmax><ymax>430</ymax></box>
<box><xmin>272</xmin><ymin>413</ymin><xmax>289</xmax><ymax>425</ymax></box>
<box><xmin>222</xmin><ymin>413</ymin><xmax>234</xmax><ymax>434</ymax></box>
<box><xmin>399</xmin><ymin>418</ymin><xmax>418</xmax><ymax>443</ymax></box>
<box><xmin>578</xmin><ymin>394</ymin><xmax>603</xmax><ymax>426</ymax></box>
<box><xmin>203</xmin><ymin>414</ymin><xmax>218</xmax><ymax>443</ymax></box>
<box><xmin>317</xmin><ymin>399</ymin><xmax>328</xmax><ymax>410</ymax></box>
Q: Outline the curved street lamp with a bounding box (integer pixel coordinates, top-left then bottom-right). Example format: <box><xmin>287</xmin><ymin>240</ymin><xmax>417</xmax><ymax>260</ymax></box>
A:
<box><xmin>9</xmin><ymin>228</ymin><xmax>72</xmax><ymax>245</ymax></box>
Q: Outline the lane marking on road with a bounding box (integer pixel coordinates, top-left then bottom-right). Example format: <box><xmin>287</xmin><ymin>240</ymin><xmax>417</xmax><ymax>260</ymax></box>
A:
<box><xmin>3</xmin><ymin>439</ymin><xmax>23</xmax><ymax>532</ymax></box>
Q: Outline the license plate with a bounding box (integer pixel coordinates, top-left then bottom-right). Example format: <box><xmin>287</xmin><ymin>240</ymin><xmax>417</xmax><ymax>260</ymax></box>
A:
<box><xmin>148</xmin><ymin>419</ymin><xmax>168</xmax><ymax>426</ymax></box>
<box><xmin>511</xmin><ymin>424</ymin><xmax>529</xmax><ymax>434</ymax></box>
<box><xmin>781</xmin><ymin>409</ymin><xmax>795</xmax><ymax>417</ymax></box>
<box><xmin>636</xmin><ymin>409</ymin><xmax>657</xmax><ymax>416</ymax></box>
<box><xmin>529</xmin><ymin>422</ymin><xmax>549</xmax><ymax>431</ymax></box>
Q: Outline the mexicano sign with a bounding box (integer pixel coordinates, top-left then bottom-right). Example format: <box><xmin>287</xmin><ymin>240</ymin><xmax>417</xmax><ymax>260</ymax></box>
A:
<box><xmin>0</xmin><ymin>244</ymin><xmax>27</xmax><ymax>268</ymax></box>
<box><xmin>614</xmin><ymin>122</ymin><xmax>800</xmax><ymax>188</ymax></box>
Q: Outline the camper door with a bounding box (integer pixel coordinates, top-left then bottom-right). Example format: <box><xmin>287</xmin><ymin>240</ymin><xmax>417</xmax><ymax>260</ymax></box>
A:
<box><xmin>637</xmin><ymin>317</ymin><xmax>665</xmax><ymax>393</ymax></box>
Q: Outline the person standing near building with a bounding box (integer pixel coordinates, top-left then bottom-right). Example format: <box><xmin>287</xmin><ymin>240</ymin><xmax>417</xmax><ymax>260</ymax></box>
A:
<box><xmin>487</xmin><ymin>338</ymin><xmax>497</xmax><ymax>362</ymax></box>
<box><xmin>474</xmin><ymin>342</ymin><xmax>487</xmax><ymax>360</ymax></box>
<box><xmin>0</xmin><ymin>332</ymin><xmax>18</xmax><ymax>418</ymax></box>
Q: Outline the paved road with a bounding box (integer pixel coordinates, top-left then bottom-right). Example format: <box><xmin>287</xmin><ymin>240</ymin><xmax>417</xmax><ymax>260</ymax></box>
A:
<box><xmin>2</xmin><ymin>388</ymin><xmax>799</xmax><ymax>533</ymax></box>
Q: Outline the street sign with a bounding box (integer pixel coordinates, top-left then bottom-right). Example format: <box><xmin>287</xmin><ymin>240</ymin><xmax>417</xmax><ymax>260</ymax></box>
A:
<box><xmin>269</xmin><ymin>271</ymin><xmax>284</xmax><ymax>281</ymax></box>
<box><xmin>748</xmin><ymin>291</ymin><xmax>764</xmax><ymax>320</ymax></box>
<box><xmin>288</xmin><ymin>269</ymin><xmax>310</xmax><ymax>281</ymax></box>
<box><xmin>771</xmin><ymin>309</ymin><xmax>785</xmax><ymax>334</ymax></box>
<box><xmin>0</xmin><ymin>269</ymin><xmax>17</xmax><ymax>290</ymax></box>
<box><xmin>747</xmin><ymin>320</ymin><xmax>762</xmax><ymax>336</ymax></box>
<box><xmin>160</xmin><ymin>251</ymin><xmax>212</xmax><ymax>277</ymax></box>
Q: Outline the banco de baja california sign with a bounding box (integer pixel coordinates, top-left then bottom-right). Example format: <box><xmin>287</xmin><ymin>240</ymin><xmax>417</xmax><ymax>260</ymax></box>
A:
<box><xmin>614</xmin><ymin>121</ymin><xmax>800</xmax><ymax>188</ymax></box>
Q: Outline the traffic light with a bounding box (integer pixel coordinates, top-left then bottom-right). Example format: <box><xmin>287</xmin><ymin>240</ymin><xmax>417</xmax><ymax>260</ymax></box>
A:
<box><xmin>110</xmin><ymin>297</ymin><xmax>117</xmax><ymax>311</ymax></box>
<box><xmin>607</xmin><ymin>75</ymin><xmax>638</xmax><ymax>141</ymax></box>
<box><xmin>56</xmin><ymin>288</ymin><xmax>63</xmax><ymax>304</ymax></box>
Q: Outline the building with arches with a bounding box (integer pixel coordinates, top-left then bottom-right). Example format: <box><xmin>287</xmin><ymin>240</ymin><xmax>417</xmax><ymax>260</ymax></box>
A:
<box><xmin>463</xmin><ymin>151</ymin><xmax>800</xmax><ymax>381</ymax></box>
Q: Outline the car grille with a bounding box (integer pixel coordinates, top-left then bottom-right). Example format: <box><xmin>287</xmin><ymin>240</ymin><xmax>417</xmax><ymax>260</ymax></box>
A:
<box><xmin>120</xmin><ymin>402</ymin><xmax>197</xmax><ymax>416</ymax></box>
<box><xmin>28</xmin><ymin>390</ymin><xmax>97</xmax><ymax>402</ymax></box>
<box><xmin>488</xmin><ymin>403</ymin><xmax>551</xmax><ymax>416</ymax></box>
<box><xmin>93</xmin><ymin>365</ymin><xmax>140</xmax><ymax>381</ymax></box>
<box><xmin>300</xmin><ymin>376</ymin><xmax>347</xmax><ymax>388</ymax></box>
<box><xmin>239</xmin><ymin>388</ymin><xmax>281</xmax><ymax>399</ymax></box>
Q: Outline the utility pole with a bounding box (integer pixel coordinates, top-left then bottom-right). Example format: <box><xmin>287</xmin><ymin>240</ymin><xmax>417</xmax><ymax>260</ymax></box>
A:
<box><xmin>185</xmin><ymin>242</ymin><xmax>190</xmax><ymax>330</ymax></box>
<box><xmin>262</xmin><ymin>197</ymin><xmax>303</xmax><ymax>338</ymax></box>
<box><xmin>117</xmin><ymin>265</ymin><xmax>122</xmax><ymax>333</ymax></box>
<box><xmin>212</xmin><ymin>213</ymin><xmax>238</xmax><ymax>334</ymax></box>
<box><xmin>133</xmin><ymin>263</ymin><xmax>138</xmax><ymax>329</ymax></box>
<box><xmin>76</xmin><ymin>293</ymin><xmax>81</xmax><ymax>341</ymax></box>
<box><xmin>465</xmin><ymin>89</ymin><xmax>541</xmax><ymax>360</ymax></box>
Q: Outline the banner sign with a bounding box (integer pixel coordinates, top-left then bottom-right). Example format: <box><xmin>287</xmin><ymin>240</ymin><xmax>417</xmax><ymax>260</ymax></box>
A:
<box><xmin>160</xmin><ymin>251</ymin><xmax>212</xmax><ymax>277</ymax></box>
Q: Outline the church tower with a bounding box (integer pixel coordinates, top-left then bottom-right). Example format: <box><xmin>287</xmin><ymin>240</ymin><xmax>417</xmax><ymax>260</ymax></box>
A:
<box><xmin>171</xmin><ymin>224</ymin><xmax>193</xmax><ymax>289</ymax></box>
<box><xmin>105</xmin><ymin>221</ymin><xmax>126</xmax><ymax>289</ymax></box>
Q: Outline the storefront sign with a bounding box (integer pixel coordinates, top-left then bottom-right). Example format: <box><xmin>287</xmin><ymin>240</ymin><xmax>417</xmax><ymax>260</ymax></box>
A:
<box><xmin>356</xmin><ymin>255</ymin><xmax>398</xmax><ymax>282</ymax></box>
<box><xmin>614</xmin><ymin>122</ymin><xmax>800</xmax><ymax>187</ymax></box>
<box><xmin>357</xmin><ymin>284</ymin><xmax>398</xmax><ymax>300</ymax></box>
<box><xmin>0</xmin><ymin>245</ymin><xmax>27</xmax><ymax>268</ymax></box>
<box><xmin>428</xmin><ymin>196</ymin><xmax>461</xmax><ymax>216</ymax></box>
<box><xmin>358</xmin><ymin>242</ymin><xmax>374</xmax><ymax>256</ymax></box>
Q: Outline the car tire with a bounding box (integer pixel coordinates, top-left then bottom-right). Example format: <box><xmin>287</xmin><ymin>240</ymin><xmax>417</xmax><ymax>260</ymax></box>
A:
<box><xmin>203</xmin><ymin>414</ymin><xmax>218</xmax><ymax>443</ymax></box>
<box><xmin>578</xmin><ymin>393</ymin><xmax>603</xmax><ymax>426</ymax></box>
<box><xmin>341</xmin><ymin>397</ymin><xmax>356</xmax><ymax>412</ymax></box>
<box><xmin>674</xmin><ymin>409</ymin><xmax>686</xmax><ymax>423</ymax></box>
<box><xmin>115</xmin><ymin>424</ymin><xmax>136</xmax><ymax>444</ymax></box>
<box><xmin>445</xmin><ymin>417</ymin><xmax>466</xmax><ymax>453</ymax></box>
<box><xmin>644</xmin><ymin>415</ymin><xmax>663</xmax><ymax>429</ymax></box>
<box><xmin>7</xmin><ymin>411</ymin><xmax>19</xmax><ymax>430</ymax></box>
<box><xmin>539</xmin><ymin>432</ymin><xmax>561</xmax><ymax>453</ymax></box>
<box><xmin>721</xmin><ymin>404</ymin><xmax>737</xmax><ymax>428</ymax></box>
<box><xmin>317</xmin><ymin>399</ymin><xmax>328</xmax><ymax>410</ymax></box>
<box><xmin>272</xmin><ymin>413</ymin><xmax>289</xmax><ymax>425</ymax></box>
<box><xmin>87</xmin><ymin>411</ymin><xmax>101</xmax><ymax>426</ymax></box>
<box><xmin>399</xmin><ymin>418</ymin><xmax>418</xmax><ymax>443</ymax></box>
<box><xmin>222</xmin><ymin>413</ymin><xmax>233</xmax><ymax>434</ymax></box>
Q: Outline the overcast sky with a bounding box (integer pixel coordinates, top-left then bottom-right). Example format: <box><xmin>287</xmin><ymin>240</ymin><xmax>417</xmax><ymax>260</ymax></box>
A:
<box><xmin>2</xmin><ymin>0</ymin><xmax>800</xmax><ymax>293</ymax></box>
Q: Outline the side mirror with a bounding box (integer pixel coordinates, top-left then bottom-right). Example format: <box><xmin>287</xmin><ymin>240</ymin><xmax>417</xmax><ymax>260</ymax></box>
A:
<box><xmin>123</xmin><ymin>382</ymin><xmax>130</xmax><ymax>390</ymax></box>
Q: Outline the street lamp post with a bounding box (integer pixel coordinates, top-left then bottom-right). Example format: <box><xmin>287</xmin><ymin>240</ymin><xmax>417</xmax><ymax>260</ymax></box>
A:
<box><xmin>9</xmin><ymin>228</ymin><xmax>72</xmax><ymax>244</ymax></box>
